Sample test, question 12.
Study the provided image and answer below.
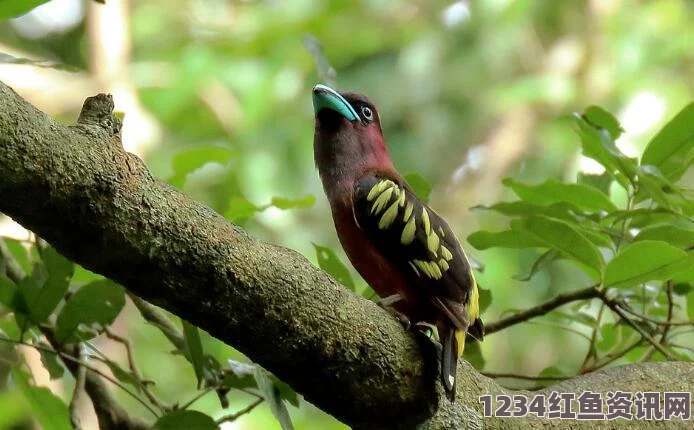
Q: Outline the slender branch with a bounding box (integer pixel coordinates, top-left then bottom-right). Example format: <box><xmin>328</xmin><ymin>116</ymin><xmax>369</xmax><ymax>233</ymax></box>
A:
<box><xmin>524</xmin><ymin>320</ymin><xmax>593</xmax><ymax>342</ymax></box>
<box><xmin>581</xmin><ymin>338</ymin><xmax>644</xmax><ymax>374</ymax></box>
<box><xmin>484</xmin><ymin>285</ymin><xmax>600</xmax><ymax>335</ymax></box>
<box><xmin>597</xmin><ymin>290</ymin><xmax>677</xmax><ymax>361</ymax></box>
<box><xmin>104</xmin><ymin>327</ymin><xmax>172</xmax><ymax>412</ymax></box>
<box><xmin>216</xmin><ymin>398</ymin><xmax>264</xmax><ymax>424</ymax></box>
<box><xmin>671</xmin><ymin>343</ymin><xmax>694</xmax><ymax>354</ymax></box>
<box><xmin>580</xmin><ymin>303</ymin><xmax>605</xmax><ymax>372</ymax></box>
<box><xmin>1</xmin><ymin>336</ymin><xmax>158</xmax><ymax>417</ymax></box>
<box><xmin>128</xmin><ymin>294</ymin><xmax>186</xmax><ymax>351</ymax></box>
<box><xmin>69</xmin><ymin>343</ymin><xmax>87</xmax><ymax>430</ymax></box>
<box><xmin>618</xmin><ymin>298</ymin><xmax>692</xmax><ymax>327</ymax></box>
<box><xmin>179</xmin><ymin>387</ymin><xmax>216</xmax><ymax>410</ymax></box>
<box><xmin>641</xmin><ymin>282</ymin><xmax>677</xmax><ymax>362</ymax></box>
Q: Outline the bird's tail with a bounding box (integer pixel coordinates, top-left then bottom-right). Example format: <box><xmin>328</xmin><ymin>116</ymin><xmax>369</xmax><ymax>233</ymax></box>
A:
<box><xmin>438</xmin><ymin>321</ymin><xmax>465</xmax><ymax>402</ymax></box>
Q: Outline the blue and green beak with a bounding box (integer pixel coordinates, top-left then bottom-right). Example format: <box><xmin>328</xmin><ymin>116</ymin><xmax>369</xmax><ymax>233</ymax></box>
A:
<box><xmin>312</xmin><ymin>84</ymin><xmax>360</xmax><ymax>122</ymax></box>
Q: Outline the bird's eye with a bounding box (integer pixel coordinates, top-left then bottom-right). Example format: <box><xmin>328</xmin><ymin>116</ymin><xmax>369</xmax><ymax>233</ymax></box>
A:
<box><xmin>361</xmin><ymin>106</ymin><xmax>373</xmax><ymax>121</ymax></box>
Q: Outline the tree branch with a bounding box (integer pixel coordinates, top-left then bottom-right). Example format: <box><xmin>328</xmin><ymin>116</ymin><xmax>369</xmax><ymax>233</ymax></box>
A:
<box><xmin>1</xmin><ymin>82</ymin><xmax>692</xmax><ymax>429</ymax></box>
<box><xmin>484</xmin><ymin>285</ymin><xmax>600</xmax><ymax>335</ymax></box>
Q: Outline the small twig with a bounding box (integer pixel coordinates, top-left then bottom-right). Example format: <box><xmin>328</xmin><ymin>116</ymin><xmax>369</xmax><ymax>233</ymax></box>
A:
<box><xmin>671</xmin><ymin>343</ymin><xmax>694</xmax><ymax>354</ymax></box>
<box><xmin>484</xmin><ymin>285</ymin><xmax>600</xmax><ymax>335</ymax></box>
<box><xmin>524</xmin><ymin>320</ymin><xmax>593</xmax><ymax>342</ymax></box>
<box><xmin>641</xmin><ymin>282</ymin><xmax>677</xmax><ymax>362</ymax></box>
<box><xmin>481</xmin><ymin>372</ymin><xmax>571</xmax><ymax>381</ymax></box>
<box><xmin>104</xmin><ymin>327</ymin><xmax>171</xmax><ymax>412</ymax></box>
<box><xmin>69</xmin><ymin>343</ymin><xmax>87</xmax><ymax>430</ymax></box>
<box><xmin>179</xmin><ymin>387</ymin><xmax>216</xmax><ymax>410</ymax></box>
<box><xmin>128</xmin><ymin>293</ymin><xmax>186</xmax><ymax>351</ymax></box>
<box><xmin>581</xmin><ymin>338</ymin><xmax>644</xmax><ymax>374</ymax></box>
<box><xmin>0</xmin><ymin>336</ymin><xmax>159</xmax><ymax>417</ymax></box>
<box><xmin>216</xmin><ymin>398</ymin><xmax>264</xmax><ymax>424</ymax></box>
<box><xmin>0</xmin><ymin>238</ymin><xmax>26</xmax><ymax>283</ymax></box>
<box><xmin>617</xmin><ymin>299</ymin><xmax>692</xmax><ymax>327</ymax></box>
<box><xmin>0</xmin><ymin>244</ymin><xmax>152</xmax><ymax>427</ymax></box>
<box><xmin>669</xmin><ymin>329</ymin><xmax>694</xmax><ymax>340</ymax></box>
<box><xmin>579</xmin><ymin>303</ymin><xmax>605</xmax><ymax>372</ymax></box>
<box><xmin>597</xmin><ymin>290</ymin><xmax>677</xmax><ymax>361</ymax></box>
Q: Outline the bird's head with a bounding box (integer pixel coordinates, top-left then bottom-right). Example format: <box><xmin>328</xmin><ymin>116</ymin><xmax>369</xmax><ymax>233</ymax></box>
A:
<box><xmin>312</xmin><ymin>84</ymin><xmax>393</xmax><ymax>191</ymax></box>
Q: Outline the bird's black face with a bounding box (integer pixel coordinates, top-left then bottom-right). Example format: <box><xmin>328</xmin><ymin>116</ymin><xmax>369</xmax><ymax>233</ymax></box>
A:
<box><xmin>312</xmin><ymin>84</ymin><xmax>380</xmax><ymax>132</ymax></box>
<box><xmin>312</xmin><ymin>84</ymin><xmax>387</xmax><ymax>198</ymax></box>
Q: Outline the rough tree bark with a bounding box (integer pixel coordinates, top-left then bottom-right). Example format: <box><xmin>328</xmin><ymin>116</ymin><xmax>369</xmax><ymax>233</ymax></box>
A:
<box><xmin>0</xmin><ymin>82</ymin><xmax>691</xmax><ymax>429</ymax></box>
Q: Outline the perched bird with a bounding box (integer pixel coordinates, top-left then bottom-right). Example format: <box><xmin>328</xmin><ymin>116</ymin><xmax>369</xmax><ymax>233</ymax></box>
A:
<box><xmin>312</xmin><ymin>84</ymin><xmax>483</xmax><ymax>401</ymax></box>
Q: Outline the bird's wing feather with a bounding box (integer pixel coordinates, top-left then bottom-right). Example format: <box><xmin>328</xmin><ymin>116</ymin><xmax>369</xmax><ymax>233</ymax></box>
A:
<box><xmin>353</xmin><ymin>174</ymin><xmax>479</xmax><ymax>331</ymax></box>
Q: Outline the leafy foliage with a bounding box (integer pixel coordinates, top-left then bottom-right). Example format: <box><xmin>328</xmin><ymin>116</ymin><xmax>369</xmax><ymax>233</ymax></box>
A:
<box><xmin>0</xmin><ymin>0</ymin><xmax>51</xmax><ymax>20</ymax></box>
<box><xmin>468</xmin><ymin>104</ymin><xmax>694</xmax><ymax>382</ymax></box>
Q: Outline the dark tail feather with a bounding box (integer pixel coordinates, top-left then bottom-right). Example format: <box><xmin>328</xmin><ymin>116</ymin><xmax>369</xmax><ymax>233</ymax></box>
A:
<box><xmin>438</xmin><ymin>322</ymin><xmax>458</xmax><ymax>402</ymax></box>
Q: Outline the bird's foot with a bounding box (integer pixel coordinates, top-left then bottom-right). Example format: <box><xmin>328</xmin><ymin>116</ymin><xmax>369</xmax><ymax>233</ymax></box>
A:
<box><xmin>377</xmin><ymin>293</ymin><xmax>403</xmax><ymax>308</ymax></box>
<box><xmin>413</xmin><ymin>322</ymin><xmax>436</xmax><ymax>339</ymax></box>
<box><xmin>376</xmin><ymin>294</ymin><xmax>412</xmax><ymax>329</ymax></box>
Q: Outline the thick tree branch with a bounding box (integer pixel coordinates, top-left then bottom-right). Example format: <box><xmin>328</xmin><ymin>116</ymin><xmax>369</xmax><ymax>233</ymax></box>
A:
<box><xmin>0</xmin><ymin>82</ymin><xmax>692</xmax><ymax>429</ymax></box>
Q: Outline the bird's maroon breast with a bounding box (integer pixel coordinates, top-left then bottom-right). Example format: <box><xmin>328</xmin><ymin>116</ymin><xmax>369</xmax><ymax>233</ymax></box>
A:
<box><xmin>329</xmin><ymin>199</ymin><xmax>424</xmax><ymax>319</ymax></box>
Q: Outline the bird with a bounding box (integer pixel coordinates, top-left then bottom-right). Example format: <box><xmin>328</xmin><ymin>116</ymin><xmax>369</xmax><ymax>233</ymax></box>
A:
<box><xmin>312</xmin><ymin>83</ymin><xmax>483</xmax><ymax>401</ymax></box>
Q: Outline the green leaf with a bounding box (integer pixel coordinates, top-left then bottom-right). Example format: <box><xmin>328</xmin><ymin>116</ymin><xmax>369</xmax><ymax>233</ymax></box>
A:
<box><xmin>551</xmin><ymin>310</ymin><xmax>598</xmax><ymax>327</ymax></box>
<box><xmin>224</xmin><ymin>196</ymin><xmax>260</xmax><ymax>223</ymax></box>
<box><xmin>0</xmin><ymin>317</ymin><xmax>21</xmax><ymax>340</ymax></box>
<box><xmin>538</xmin><ymin>365</ymin><xmax>570</xmax><ymax>379</ymax></box>
<box><xmin>572</xmin><ymin>113</ymin><xmax>637</xmax><ymax>189</ymax></box>
<box><xmin>602</xmin><ymin>207</ymin><xmax>687</xmax><ymax>228</ymax></box>
<box><xmin>54</xmin><ymin>280</ymin><xmax>125</xmax><ymax>343</ymax></box>
<box><xmin>27</xmin><ymin>247</ymin><xmax>74</xmax><ymax>323</ymax></box>
<box><xmin>270</xmin><ymin>195</ymin><xmax>315</xmax><ymax>210</ymax></box>
<box><xmin>404</xmin><ymin>173</ymin><xmax>432</xmax><ymax>203</ymax></box>
<box><xmin>312</xmin><ymin>243</ymin><xmax>355</xmax><ymax>290</ymax></box>
<box><xmin>467</xmin><ymin>229</ymin><xmax>546</xmax><ymax>250</ymax></box>
<box><xmin>603</xmin><ymin>241</ymin><xmax>694</xmax><ymax>290</ymax></box>
<box><xmin>577</xmin><ymin>172</ymin><xmax>613</xmax><ymax>196</ymax></box>
<box><xmin>635</xmin><ymin>224</ymin><xmax>694</xmax><ymax>249</ymax></box>
<box><xmin>503</xmin><ymin>178</ymin><xmax>616</xmax><ymax>212</ymax></box>
<box><xmin>0</xmin><ymin>0</ymin><xmax>51</xmax><ymax>20</ymax></box>
<box><xmin>642</xmin><ymin>102</ymin><xmax>694</xmax><ymax>182</ymax></box>
<box><xmin>0</xmin><ymin>388</ymin><xmax>30</xmax><ymax>430</ymax></box>
<box><xmin>582</xmin><ymin>105</ymin><xmax>623</xmax><ymax>140</ymax></box>
<box><xmin>1</xmin><ymin>238</ymin><xmax>31</xmax><ymax>273</ymax></box>
<box><xmin>104</xmin><ymin>358</ymin><xmax>142</xmax><ymax>393</ymax></box>
<box><xmin>272</xmin><ymin>377</ymin><xmax>300</xmax><ymax>408</ymax></box>
<box><xmin>513</xmin><ymin>216</ymin><xmax>604</xmax><ymax>279</ymax></box>
<box><xmin>169</xmin><ymin>145</ymin><xmax>236</xmax><ymax>188</ymax></box>
<box><xmin>153</xmin><ymin>410</ymin><xmax>218</xmax><ymax>430</ymax></box>
<box><xmin>254</xmin><ymin>368</ymin><xmax>294</xmax><ymax>430</ymax></box>
<box><xmin>182</xmin><ymin>320</ymin><xmax>205</xmax><ymax>389</ymax></box>
<box><xmin>16</xmin><ymin>264</ymin><xmax>47</xmax><ymax>332</ymax></box>
<box><xmin>222</xmin><ymin>360</ymin><xmax>257</xmax><ymax>390</ymax></box>
<box><xmin>0</xmin><ymin>275</ymin><xmax>25</xmax><ymax>314</ymax></box>
<box><xmin>472</xmin><ymin>201</ymin><xmax>579</xmax><ymax>222</ymax></box>
<box><xmin>635</xmin><ymin>165</ymin><xmax>686</xmax><ymax>211</ymax></box>
<box><xmin>11</xmin><ymin>368</ymin><xmax>71</xmax><ymax>430</ymax></box>
<box><xmin>463</xmin><ymin>340</ymin><xmax>485</xmax><ymax>369</ymax></box>
<box><xmin>477</xmin><ymin>287</ymin><xmax>492</xmax><ymax>314</ymax></box>
<box><xmin>38</xmin><ymin>342</ymin><xmax>64</xmax><ymax>380</ymax></box>
<box><xmin>672</xmin><ymin>283</ymin><xmax>691</xmax><ymax>296</ymax></box>
<box><xmin>513</xmin><ymin>249</ymin><xmax>560</xmax><ymax>281</ymax></box>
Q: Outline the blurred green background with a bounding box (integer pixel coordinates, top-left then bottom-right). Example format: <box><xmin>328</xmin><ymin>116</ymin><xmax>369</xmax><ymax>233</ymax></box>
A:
<box><xmin>0</xmin><ymin>0</ymin><xmax>692</xmax><ymax>428</ymax></box>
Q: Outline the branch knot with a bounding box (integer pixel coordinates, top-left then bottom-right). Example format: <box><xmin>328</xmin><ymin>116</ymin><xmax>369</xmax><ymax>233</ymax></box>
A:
<box><xmin>76</xmin><ymin>93</ymin><xmax>122</xmax><ymax>137</ymax></box>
